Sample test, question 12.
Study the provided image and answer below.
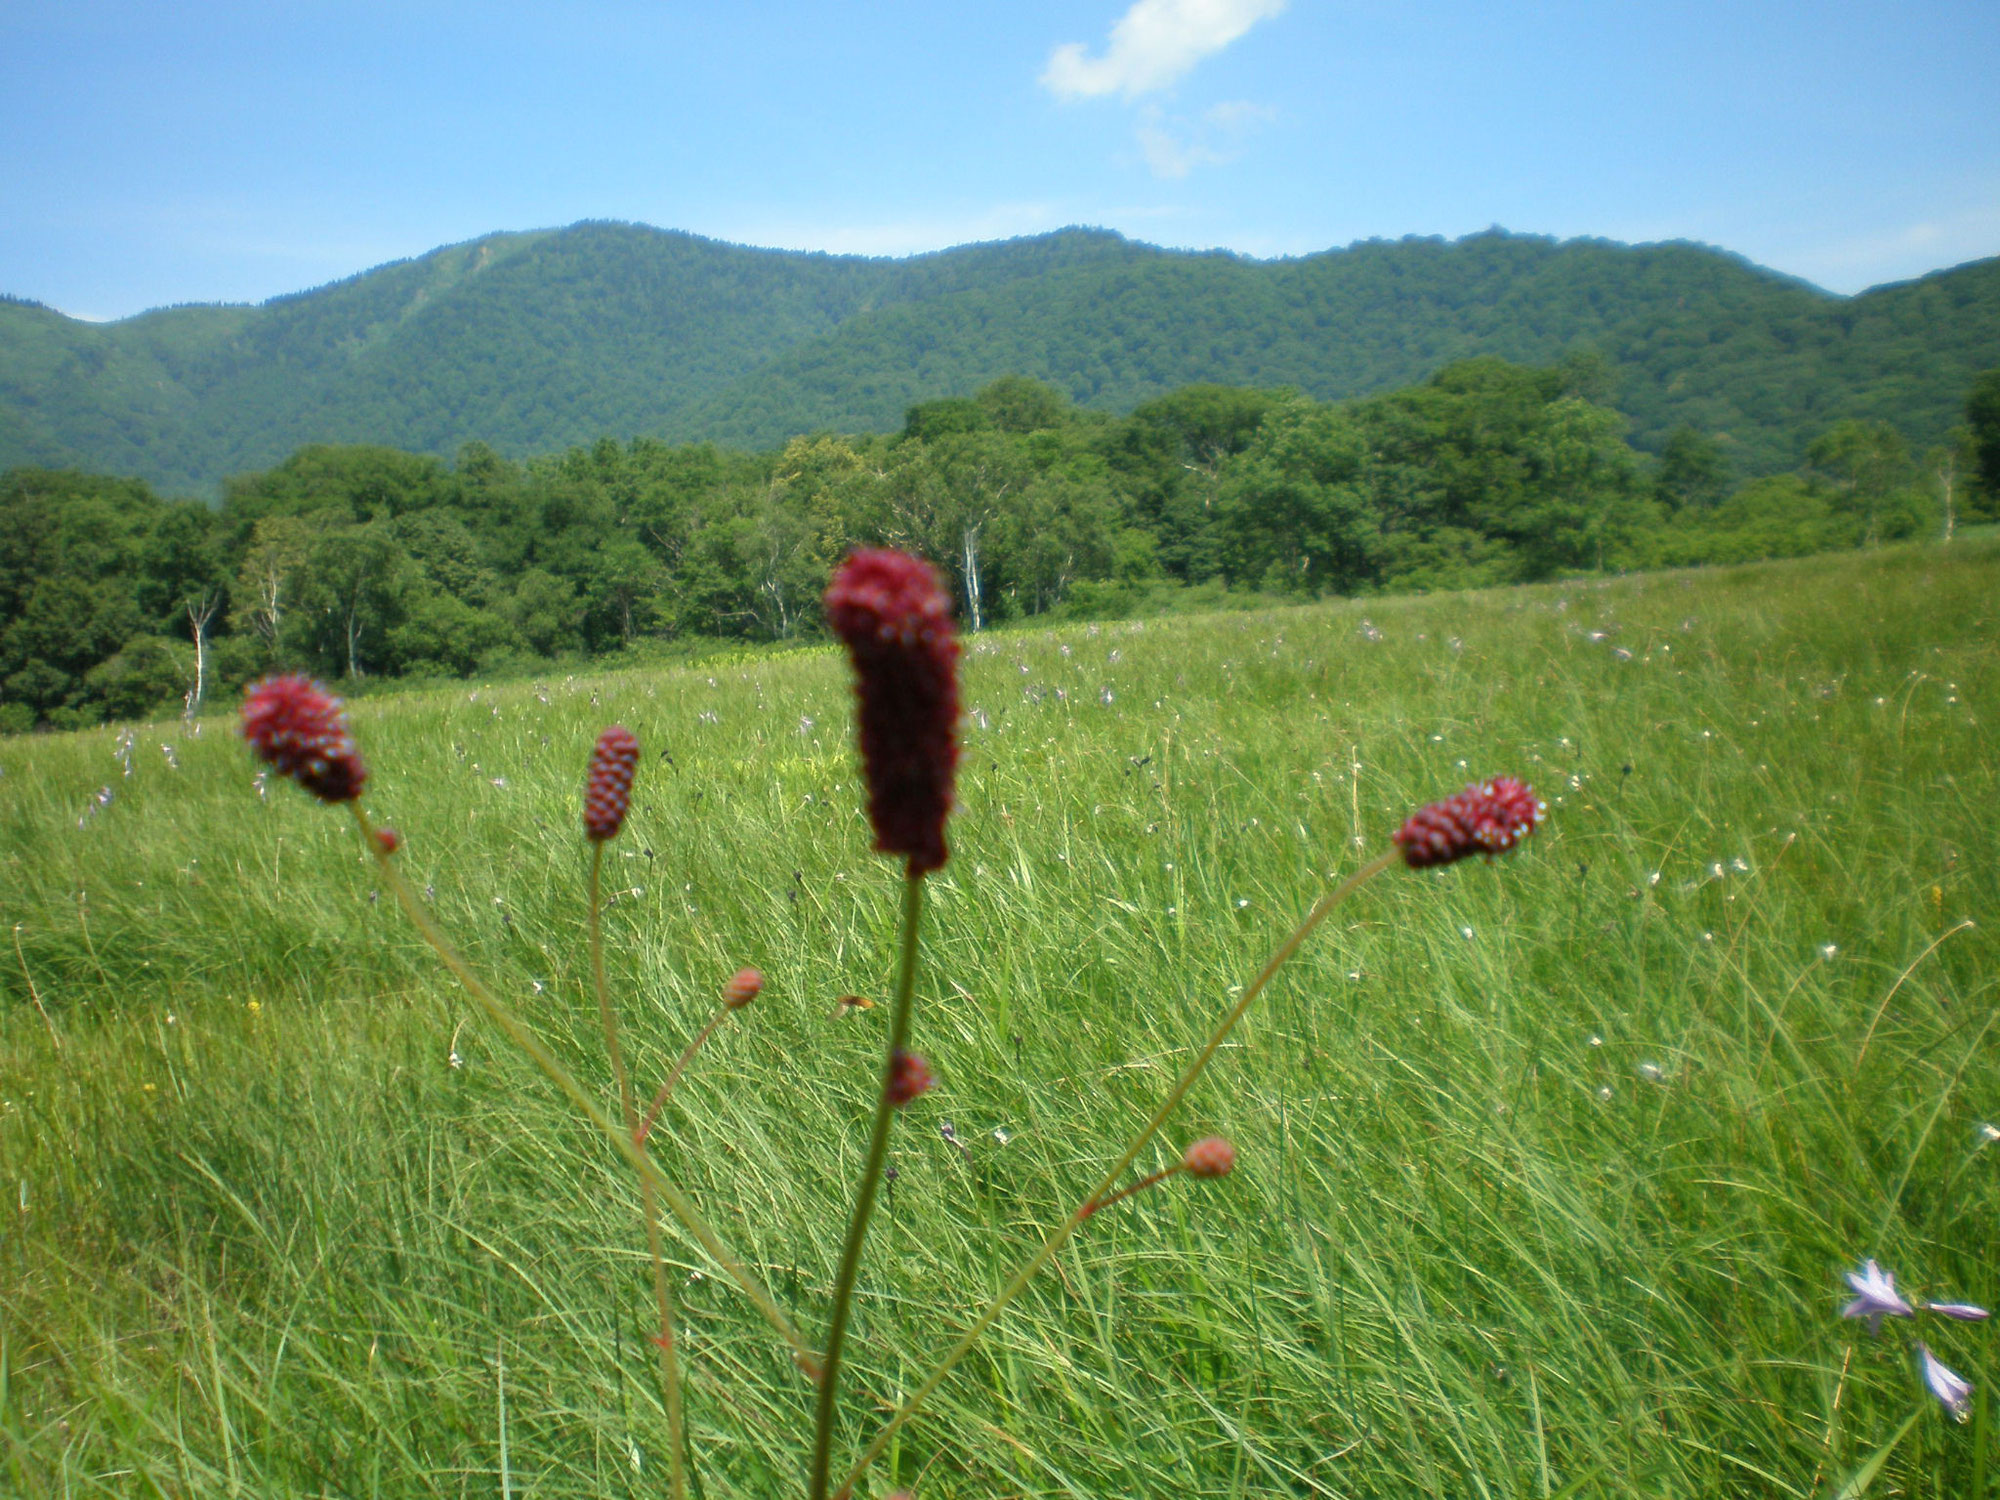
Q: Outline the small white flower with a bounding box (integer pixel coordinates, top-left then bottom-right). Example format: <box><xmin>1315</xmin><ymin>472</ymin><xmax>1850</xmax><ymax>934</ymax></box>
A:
<box><xmin>1637</xmin><ymin>1062</ymin><xmax>1666</xmax><ymax>1082</ymax></box>
<box><xmin>1820</xmin><ymin>943</ymin><xmax>1839</xmax><ymax>960</ymax></box>
<box><xmin>1647</xmin><ymin>871</ymin><xmax>1662</xmax><ymax>887</ymax></box>
<box><xmin>1978</xmin><ymin>1123</ymin><xmax>2000</xmax><ymax>1146</ymax></box>
<box><xmin>1731</xmin><ymin>857</ymin><xmax>1750</xmax><ymax>873</ymax></box>
<box><xmin>1460</xmin><ymin>926</ymin><xmax>1474</xmax><ymax>941</ymax></box>
<box><xmin>1588</xmin><ymin>1034</ymin><xmax>1603</xmax><ymax>1047</ymax></box>
<box><xmin>1918</xmin><ymin>1343</ymin><xmax>1973</xmax><ymax>1421</ymax></box>
<box><xmin>1841</xmin><ymin>1260</ymin><xmax>1915</xmax><ymax>1335</ymax></box>
<box><xmin>992</xmin><ymin>1128</ymin><xmax>1011</xmax><ymax>1145</ymax></box>
<box><xmin>1597</xmin><ymin>1086</ymin><xmax>1613</xmax><ymax>1101</ymax></box>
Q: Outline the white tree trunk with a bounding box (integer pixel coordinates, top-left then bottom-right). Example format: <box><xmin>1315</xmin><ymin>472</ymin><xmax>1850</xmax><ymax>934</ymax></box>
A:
<box><xmin>184</xmin><ymin>594</ymin><xmax>218</xmax><ymax>718</ymax></box>
<box><xmin>962</xmin><ymin>523</ymin><xmax>984</xmax><ymax>633</ymax></box>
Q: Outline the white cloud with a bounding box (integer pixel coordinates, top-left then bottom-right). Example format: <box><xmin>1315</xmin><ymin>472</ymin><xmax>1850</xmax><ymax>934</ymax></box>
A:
<box><xmin>1134</xmin><ymin>99</ymin><xmax>1277</xmax><ymax>180</ymax></box>
<box><xmin>1042</xmin><ymin>0</ymin><xmax>1289</xmax><ymax>101</ymax></box>
<box><xmin>1203</xmin><ymin>99</ymin><xmax>1278</xmax><ymax>130</ymax></box>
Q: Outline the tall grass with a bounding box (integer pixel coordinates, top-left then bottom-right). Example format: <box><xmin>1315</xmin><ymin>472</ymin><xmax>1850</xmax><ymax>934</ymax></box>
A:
<box><xmin>4</xmin><ymin>539</ymin><xmax>1997</xmax><ymax>1496</ymax></box>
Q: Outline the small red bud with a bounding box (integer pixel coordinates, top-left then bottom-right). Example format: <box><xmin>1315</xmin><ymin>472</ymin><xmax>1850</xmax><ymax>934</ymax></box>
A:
<box><xmin>1182</xmin><ymin>1137</ymin><xmax>1237</xmax><ymax>1179</ymax></box>
<box><xmin>583</xmin><ymin>725</ymin><xmax>640</xmax><ymax>841</ymax></box>
<box><xmin>885</xmin><ymin>1049</ymin><xmax>933</xmax><ymax>1108</ymax></box>
<box><xmin>723</xmin><ymin>967</ymin><xmax>762</xmax><ymax>1009</ymax></box>
<box><xmin>372</xmin><ymin>826</ymin><xmax>402</xmax><ymax>855</ymax></box>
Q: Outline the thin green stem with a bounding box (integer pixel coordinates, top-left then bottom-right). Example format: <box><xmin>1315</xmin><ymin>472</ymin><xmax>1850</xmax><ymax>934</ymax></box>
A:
<box><xmin>639</xmin><ymin>1005</ymin><xmax>729</xmax><ymax>1145</ymax></box>
<box><xmin>809</xmin><ymin>870</ymin><xmax>926</xmax><ymax>1500</ymax></box>
<box><xmin>588</xmin><ymin>843</ymin><xmax>637</xmax><ymax>1130</ymax></box>
<box><xmin>833</xmin><ymin>847</ymin><xmax>1399</xmax><ymax>1499</ymax></box>
<box><xmin>1080</xmin><ymin>1164</ymin><xmax>1179</xmax><ymax>1220</ymax></box>
<box><xmin>349</xmin><ymin>804</ymin><xmax>819</xmax><ymax>1379</ymax></box>
<box><xmin>591</xmin><ymin>839</ymin><xmax>686</xmax><ymax>1500</ymax></box>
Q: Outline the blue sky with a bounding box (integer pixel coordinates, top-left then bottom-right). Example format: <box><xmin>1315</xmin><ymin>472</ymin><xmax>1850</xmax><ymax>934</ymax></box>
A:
<box><xmin>4</xmin><ymin>0</ymin><xmax>1997</xmax><ymax>321</ymax></box>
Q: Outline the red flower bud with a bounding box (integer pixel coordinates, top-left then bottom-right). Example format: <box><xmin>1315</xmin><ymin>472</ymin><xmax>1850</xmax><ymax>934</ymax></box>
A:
<box><xmin>584</xmin><ymin>725</ymin><xmax>639</xmax><ymax>841</ymax></box>
<box><xmin>723</xmin><ymin>967</ymin><xmax>762</xmax><ymax>1009</ymax></box>
<box><xmin>1182</xmin><ymin>1136</ymin><xmax>1237</xmax><ymax>1179</ymax></box>
<box><xmin>885</xmin><ymin>1049</ymin><xmax>933</xmax><ymax>1108</ymax></box>
<box><xmin>1392</xmin><ymin>776</ymin><xmax>1546</xmax><ymax>868</ymax></box>
<box><xmin>824</xmin><ymin>549</ymin><xmax>960</xmax><ymax>875</ymax></box>
<box><xmin>241</xmin><ymin>675</ymin><xmax>367</xmax><ymax>803</ymax></box>
<box><xmin>372</xmin><ymin>826</ymin><xmax>402</xmax><ymax>855</ymax></box>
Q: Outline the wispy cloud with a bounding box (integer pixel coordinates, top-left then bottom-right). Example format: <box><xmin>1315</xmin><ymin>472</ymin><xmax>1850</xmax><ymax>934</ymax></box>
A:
<box><xmin>1042</xmin><ymin>0</ymin><xmax>1288</xmax><ymax>102</ymax></box>
<box><xmin>1135</xmin><ymin>100</ymin><xmax>1277</xmax><ymax>180</ymax></box>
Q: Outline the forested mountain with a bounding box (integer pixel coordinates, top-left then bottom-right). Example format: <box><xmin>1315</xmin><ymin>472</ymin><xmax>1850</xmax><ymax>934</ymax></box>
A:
<box><xmin>2</xmin><ymin>222</ymin><xmax>1996</xmax><ymax>493</ymax></box>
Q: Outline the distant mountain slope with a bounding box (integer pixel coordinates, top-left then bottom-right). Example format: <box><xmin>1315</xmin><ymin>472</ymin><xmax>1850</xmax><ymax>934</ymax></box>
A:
<box><xmin>2</xmin><ymin>222</ymin><xmax>1994</xmax><ymax>492</ymax></box>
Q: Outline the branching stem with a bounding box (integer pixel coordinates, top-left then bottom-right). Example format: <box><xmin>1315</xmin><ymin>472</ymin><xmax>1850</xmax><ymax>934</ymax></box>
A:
<box><xmin>832</xmin><ymin>848</ymin><xmax>1399</xmax><ymax>1499</ymax></box>
<box><xmin>350</xmin><ymin>804</ymin><xmax>819</xmax><ymax>1380</ymax></box>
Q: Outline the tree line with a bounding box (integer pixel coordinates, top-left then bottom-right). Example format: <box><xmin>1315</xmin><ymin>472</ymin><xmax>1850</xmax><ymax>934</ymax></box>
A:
<box><xmin>4</xmin><ymin>359</ymin><xmax>1996</xmax><ymax>733</ymax></box>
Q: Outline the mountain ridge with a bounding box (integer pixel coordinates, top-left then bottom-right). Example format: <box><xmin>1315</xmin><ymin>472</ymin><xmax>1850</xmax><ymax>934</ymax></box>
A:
<box><xmin>2</xmin><ymin>220</ymin><xmax>1992</xmax><ymax>493</ymax></box>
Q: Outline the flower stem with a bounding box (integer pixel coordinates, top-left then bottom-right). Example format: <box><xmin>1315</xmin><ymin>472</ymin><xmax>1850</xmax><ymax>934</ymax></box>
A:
<box><xmin>591</xmin><ymin>841</ymin><xmax>686</xmax><ymax>1500</ymax></box>
<box><xmin>1080</xmin><ymin>1164</ymin><xmax>1178</xmax><ymax>1219</ymax></box>
<box><xmin>809</xmin><ymin>870</ymin><xmax>925</xmax><ymax>1500</ymax></box>
<box><xmin>832</xmin><ymin>848</ymin><xmax>1398</xmax><ymax>1499</ymax></box>
<box><xmin>588</xmin><ymin>843</ymin><xmax>637</xmax><ymax>1129</ymax></box>
<box><xmin>638</xmin><ymin>1005</ymin><xmax>729</xmax><ymax>1144</ymax></box>
<box><xmin>349</xmin><ymin>804</ymin><xmax>819</xmax><ymax>1380</ymax></box>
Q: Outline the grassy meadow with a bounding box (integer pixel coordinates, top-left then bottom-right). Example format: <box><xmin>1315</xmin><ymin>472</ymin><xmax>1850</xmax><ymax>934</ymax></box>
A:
<box><xmin>3</xmin><ymin>539</ymin><xmax>1998</xmax><ymax>1497</ymax></box>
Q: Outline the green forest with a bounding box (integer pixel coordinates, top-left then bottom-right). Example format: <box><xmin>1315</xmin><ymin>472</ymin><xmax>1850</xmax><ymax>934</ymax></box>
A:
<box><xmin>6</xmin><ymin>359</ymin><xmax>1997</xmax><ymax>734</ymax></box>
<box><xmin>3</xmin><ymin>224</ymin><xmax>1997</xmax><ymax>493</ymax></box>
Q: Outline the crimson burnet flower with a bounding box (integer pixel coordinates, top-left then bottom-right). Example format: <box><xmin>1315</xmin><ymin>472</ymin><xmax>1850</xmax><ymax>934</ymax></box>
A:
<box><xmin>1392</xmin><ymin>776</ymin><xmax>1546</xmax><ymax>868</ymax></box>
<box><xmin>372</xmin><ymin>826</ymin><xmax>403</xmax><ymax>855</ymax></box>
<box><xmin>885</xmin><ymin>1049</ymin><xmax>933</xmax><ymax>1107</ymax></box>
<box><xmin>241</xmin><ymin>675</ymin><xmax>366</xmax><ymax>803</ymax></box>
<box><xmin>583</xmin><ymin>725</ymin><xmax>640</xmax><ymax>841</ymax></box>
<box><xmin>824</xmin><ymin>549</ymin><xmax>960</xmax><ymax>875</ymax></box>
<box><xmin>1182</xmin><ymin>1137</ymin><xmax>1237</xmax><ymax>1179</ymax></box>
<box><xmin>723</xmin><ymin>967</ymin><xmax>762</xmax><ymax>1009</ymax></box>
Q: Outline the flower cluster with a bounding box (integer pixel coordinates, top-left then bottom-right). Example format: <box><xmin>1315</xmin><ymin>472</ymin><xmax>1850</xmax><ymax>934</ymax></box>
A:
<box><xmin>1182</xmin><ymin>1137</ymin><xmax>1237</xmax><ymax>1179</ymax></box>
<box><xmin>1393</xmin><ymin>776</ymin><xmax>1545</xmax><ymax>868</ymax></box>
<box><xmin>885</xmin><ymin>1050</ymin><xmax>933</xmax><ymax>1107</ymax></box>
<box><xmin>241</xmin><ymin>675</ymin><xmax>367</xmax><ymax>803</ymax></box>
<box><xmin>723</xmin><ymin>967</ymin><xmax>763</xmax><ymax>1009</ymax></box>
<box><xmin>1840</xmin><ymin>1258</ymin><xmax>1987</xmax><ymax>1421</ymax></box>
<box><xmin>584</xmin><ymin>725</ymin><xmax>640</xmax><ymax>842</ymax></box>
<box><xmin>824</xmin><ymin>549</ymin><xmax>960</xmax><ymax>875</ymax></box>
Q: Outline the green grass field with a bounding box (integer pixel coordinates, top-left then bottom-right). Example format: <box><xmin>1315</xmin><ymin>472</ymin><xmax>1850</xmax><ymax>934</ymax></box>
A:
<box><xmin>4</xmin><ymin>539</ymin><xmax>1998</xmax><ymax>1498</ymax></box>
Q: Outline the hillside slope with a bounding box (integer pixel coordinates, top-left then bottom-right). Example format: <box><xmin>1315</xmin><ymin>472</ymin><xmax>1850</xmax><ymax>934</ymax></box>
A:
<box><xmin>2</xmin><ymin>223</ymin><xmax>1993</xmax><ymax>492</ymax></box>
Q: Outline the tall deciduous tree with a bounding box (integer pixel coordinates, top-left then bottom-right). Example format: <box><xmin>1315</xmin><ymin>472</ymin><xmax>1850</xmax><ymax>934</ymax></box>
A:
<box><xmin>1807</xmin><ymin>419</ymin><xmax>1913</xmax><ymax>545</ymax></box>
<box><xmin>1967</xmin><ymin>370</ymin><xmax>2000</xmax><ymax>508</ymax></box>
